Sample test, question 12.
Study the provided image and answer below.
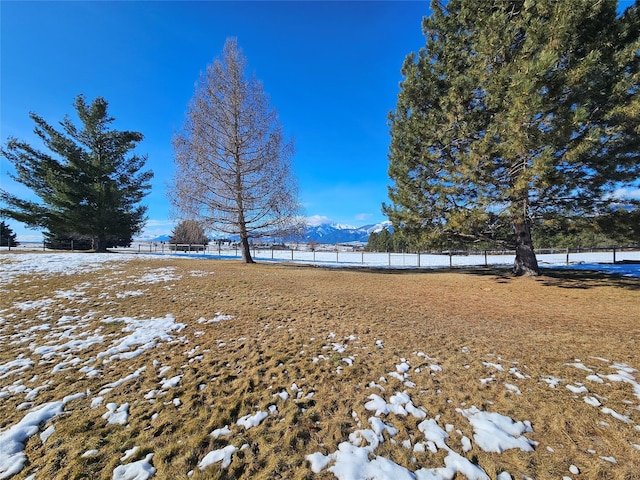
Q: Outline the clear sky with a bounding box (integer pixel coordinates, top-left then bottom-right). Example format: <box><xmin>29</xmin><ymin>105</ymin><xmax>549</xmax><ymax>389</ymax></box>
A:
<box><xmin>1</xmin><ymin>0</ymin><xmax>429</xmax><ymax>241</ymax></box>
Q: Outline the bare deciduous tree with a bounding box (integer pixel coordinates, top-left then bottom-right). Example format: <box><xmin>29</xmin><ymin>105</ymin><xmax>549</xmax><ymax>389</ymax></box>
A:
<box><xmin>170</xmin><ymin>38</ymin><xmax>302</xmax><ymax>263</ymax></box>
<box><xmin>169</xmin><ymin>220</ymin><xmax>209</xmax><ymax>251</ymax></box>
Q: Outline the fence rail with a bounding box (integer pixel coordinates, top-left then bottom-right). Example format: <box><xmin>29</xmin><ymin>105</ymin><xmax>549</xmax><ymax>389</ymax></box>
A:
<box><xmin>117</xmin><ymin>243</ymin><xmax>639</xmax><ymax>268</ymax></box>
<box><xmin>3</xmin><ymin>241</ymin><xmax>639</xmax><ymax>268</ymax></box>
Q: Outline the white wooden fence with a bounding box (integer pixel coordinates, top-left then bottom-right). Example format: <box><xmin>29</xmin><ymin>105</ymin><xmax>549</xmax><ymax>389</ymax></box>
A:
<box><xmin>3</xmin><ymin>241</ymin><xmax>638</xmax><ymax>268</ymax></box>
<box><xmin>117</xmin><ymin>243</ymin><xmax>640</xmax><ymax>268</ymax></box>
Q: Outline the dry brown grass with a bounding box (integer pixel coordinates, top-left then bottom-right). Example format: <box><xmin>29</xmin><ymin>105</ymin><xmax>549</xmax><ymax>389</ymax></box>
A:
<box><xmin>1</xmin><ymin>253</ymin><xmax>639</xmax><ymax>479</ymax></box>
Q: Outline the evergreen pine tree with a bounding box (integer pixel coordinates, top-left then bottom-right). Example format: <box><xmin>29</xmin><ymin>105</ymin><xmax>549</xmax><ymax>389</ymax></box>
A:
<box><xmin>1</xmin><ymin>95</ymin><xmax>153</xmax><ymax>252</ymax></box>
<box><xmin>0</xmin><ymin>221</ymin><xmax>19</xmax><ymax>247</ymax></box>
<box><xmin>366</xmin><ymin>231</ymin><xmax>380</xmax><ymax>252</ymax></box>
<box><xmin>378</xmin><ymin>228</ymin><xmax>393</xmax><ymax>252</ymax></box>
<box><xmin>385</xmin><ymin>0</ymin><xmax>640</xmax><ymax>275</ymax></box>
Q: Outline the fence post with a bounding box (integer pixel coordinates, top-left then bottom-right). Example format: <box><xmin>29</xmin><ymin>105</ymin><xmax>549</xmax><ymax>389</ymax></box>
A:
<box><xmin>484</xmin><ymin>250</ymin><xmax>488</xmax><ymax>267</ymax></box>
<box><xmin>336</xmin><ymin>250</ymin><xmax>339</xmax><ymax>263</ymax></box>
<box><xmin>566</xmin><ymin>247</ymin><xmax>569</xmax><ymax>266</ymax></box>
<box><xmin>291</xmin><ymin>249</ymin><xmax>294</xmax><ymax>261</ymax></box>
<box><xmin>388</xmin><ymin>251</ymin><xmax>391</xmax><ymax>266</ymax></box>
<box><xmin>271</xmin><ymin>247</ymin><xmax>274</xmax><ymax>260</ymax></box>
<box><xmin>417</xmin><ymin>251</ymin><xmax>421</xmax><ymax>268</ymax></box>
<box><xmin>362</xmin><ymin>251</ymin><xmax>364</xmax><ymax>265</ymax></box>
<box><xmin>613</xmin><ymin>247</ymin><xmax>617</xmax><ymax>264</ymax></box>
<box><xmin>449</xmin><ymin>251</ymin><xmax>453</xmax><ymax>268</ymax></box>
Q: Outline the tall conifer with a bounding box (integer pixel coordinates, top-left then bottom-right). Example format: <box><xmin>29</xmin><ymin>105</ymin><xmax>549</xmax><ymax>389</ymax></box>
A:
<box><xmin>0</xmin><ymin>221</ymin><xmax>19</xmax><ymax>247</ymax></box>
<box><xmin>1</xmin><ymin>95</ymin><xmax>153</xmax><ymax>252</ymax></box>
<box><xmin>385</xmin><ymin>0</ymin><xmax>639</xmax><ymax>275</ymax></box>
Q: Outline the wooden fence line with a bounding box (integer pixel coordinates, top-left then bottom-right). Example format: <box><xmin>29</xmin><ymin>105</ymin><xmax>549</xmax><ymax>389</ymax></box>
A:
<box><xmin>3</xmin><ymin>241</ymin><xmax>638</xmax><ymax>267</ymax></box>
<box><xmin>119</xmin><ymin>243</ymin><xmax>638</xmax><ymax>267</ymax></box>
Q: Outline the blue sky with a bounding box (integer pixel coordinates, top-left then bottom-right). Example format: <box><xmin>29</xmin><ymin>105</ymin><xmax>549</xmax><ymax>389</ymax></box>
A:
<box><xmin>1</xmin><ymin>1</ymin><xmax>429</xmax><ymax>241</ymax></box>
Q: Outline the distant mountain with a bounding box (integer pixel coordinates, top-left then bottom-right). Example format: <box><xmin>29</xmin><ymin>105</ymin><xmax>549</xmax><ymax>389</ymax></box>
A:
<box><xmin>135</xmin><ymin>234</ymin><xmax>171</xmax><ymax>242</ymax></box>
<box><xmin>138</xmin><ymin>221</ymin><xmax>393</xmax><ymax>245</ymax></box>
<box><xmin>302</xmin><ymin>221</ymin><xmax>392</xmax><ymax>244</ymax></box>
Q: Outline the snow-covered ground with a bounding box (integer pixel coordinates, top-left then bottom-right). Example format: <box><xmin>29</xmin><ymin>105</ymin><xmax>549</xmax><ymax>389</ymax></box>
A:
<box><xmin>0</xmin><ymin>253</ymin><xmax>638</xmax><ymax>479</ymax></box>
<box><xmin>142</xmin><ymin>248</ymin><xmax>640</xmax><ymax>277</ymax></box>
<box><xmin>276</xmin><ymin>250</ymin><xmax>640</xmax><ymax>277</ymax></box>
<box><xmin>4</xmin><ymin>245</ymin><xmax>639</xmax><ymax>277</ymax></box>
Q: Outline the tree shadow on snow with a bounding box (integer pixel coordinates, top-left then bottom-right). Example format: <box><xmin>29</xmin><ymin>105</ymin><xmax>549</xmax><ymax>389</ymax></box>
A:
<box><xmin>345</xmin><ymin>265</ymin><xmax>638</xmax><ymax>290</ymax></box>
<box><xmin>535</xmin><ymin>268</ymin><xmax>640</xmax><ymax>291</ymax></box>
<box><xmin>460</xmin><ymin>266</ymin><xmax>640</xmax><ymax>290</ymax></box>
<box><xmin>295</xmin><ymin>263</ymin><xmax>639</xmax><ymax>290</ymax></box>
<box><xmin>307</xmin><ymin>264</ymin><xmax>516</xmax><ymax>282</ymax></box>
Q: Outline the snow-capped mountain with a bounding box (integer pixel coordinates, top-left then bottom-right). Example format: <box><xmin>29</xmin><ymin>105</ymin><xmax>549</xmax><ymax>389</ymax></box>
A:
<box><xmin>140</xmin><ymin>221</ymin><xmax>392</xmax><ymax>245</ymax></box>
<box><xmin>302</xmin><ymin>221</ymin><xmax>392</xmax><ymax>244</ymax></box>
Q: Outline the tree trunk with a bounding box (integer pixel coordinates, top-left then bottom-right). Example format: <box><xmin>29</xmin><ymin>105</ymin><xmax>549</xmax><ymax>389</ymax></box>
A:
<box><xmin>92</xmin><ymin>234</ymin><xmax>109</xmax><ymax>253</ymax></box>
<box><xmin>512</xmin><ymin>220</ymin><xmax>539</xmax><ymax>276</ymax></box>
<box><xmin>239</xmin><ymin>233</ymin><xmax>254</xmax><ymax>263</ymax></box>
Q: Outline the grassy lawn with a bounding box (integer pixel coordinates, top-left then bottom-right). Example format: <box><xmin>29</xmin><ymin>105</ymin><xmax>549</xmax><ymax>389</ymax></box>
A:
<box><xmin>1</xmin><ymin>253</ymin><xmax>639</xmax><ymax>479</ymax></box>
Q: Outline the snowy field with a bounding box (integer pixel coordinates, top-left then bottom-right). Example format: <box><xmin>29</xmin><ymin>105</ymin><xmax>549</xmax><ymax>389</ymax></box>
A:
<box><xmin>0</xmin><ymin>252</ymin><xmax>639</xmax><ymax>479</ymax></box>
<box><xmin>5</xmin><ymin>244</ymin><xmax>640</xmax><ymax>277</ymax></box>
<box><xmin>117</xmin><ymin>247</ymin><xmax>640</xmax><ymax>277</ymax></box>
<box><xmin>263</xmin><ymin>249</ymin><xmax>640</xmax><ymax>276</ymax></box>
